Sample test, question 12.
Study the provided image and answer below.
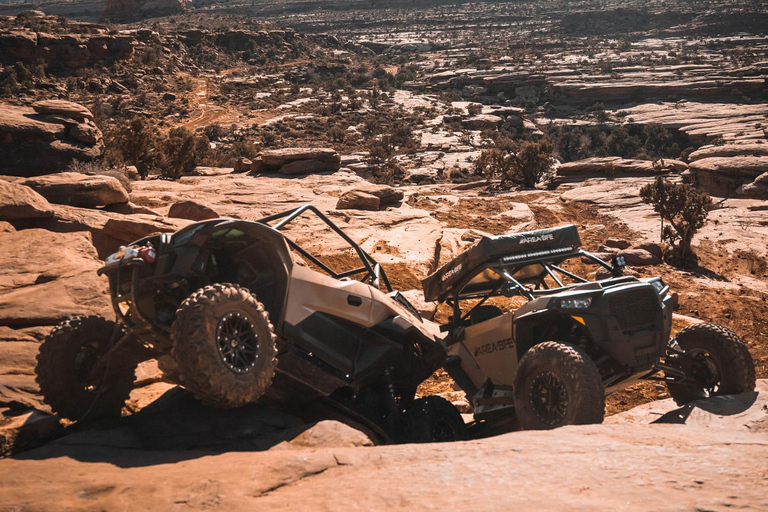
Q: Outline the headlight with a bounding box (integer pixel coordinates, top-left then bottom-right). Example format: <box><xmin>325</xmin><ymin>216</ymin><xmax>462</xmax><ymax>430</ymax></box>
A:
<box><xmin>648</xmin><ymin>278</ymin><xmax>666</xmax><ymax>295</ymax></box>
<box><xmin>560</xmin><ymin>297</ymin><xmax>593</xmax><ymax>309</ymax></box>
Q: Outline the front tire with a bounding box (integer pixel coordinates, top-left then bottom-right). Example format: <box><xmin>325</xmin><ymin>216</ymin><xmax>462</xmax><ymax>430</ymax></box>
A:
<box><xmin>35</xmin><ymin>316</ymin><xmax>137</xmax><ymax>422</ymax></box>
<box><xmin>666</xmin><ymin>322</ymin><xmax>755</xmax><ymax>406</ymax></box>
<box><xmin>171</xmin><ymin>283</ymin><xmax>278</xmax><ymax>408</ymax></box>
<box><xmin>400</xmin><ymin>396</ymin><xmax>466</xmax><ymax>443</ymax></box>
<box><xmin>513</xmin><ymin>341</ymin><xmax>605</xmax><ymax>430</ymax></box>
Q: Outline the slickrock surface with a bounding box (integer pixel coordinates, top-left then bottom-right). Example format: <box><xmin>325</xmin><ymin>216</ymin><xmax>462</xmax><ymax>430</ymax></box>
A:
<box><xmin>0</xmin><ymin>383</ymin><xmax>765</xmax><ymax>511</ymax></box>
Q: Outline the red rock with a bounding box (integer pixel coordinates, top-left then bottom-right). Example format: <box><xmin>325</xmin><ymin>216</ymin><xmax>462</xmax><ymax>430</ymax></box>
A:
<box><xmin>168</xmin><ymin>200</ymin><xmax>220</xmax><ymax>221</ymax></box>
<box><xmin>0</xmin><ymin>180</ymin><xmax>54</xmax><ymax>221</ymax></box>
<box><xmin>20</xmin><ymin>172</ymin><xmax>128</xmax><ymax>208</ymax></box>
<box><xmin>336</xmin><ymin>190</ymin><xmax>381</xmax><ymax>211</ymax></box>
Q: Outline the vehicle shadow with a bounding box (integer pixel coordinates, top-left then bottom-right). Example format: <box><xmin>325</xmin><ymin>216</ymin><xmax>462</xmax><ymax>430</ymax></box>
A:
<box><xmin>651</xmin><ymin>391</ymin><xmax>759</xmax><ymax>424</ymax></box>
<box><xmin>13</xmin><ymin>387</ymin><xmax>381</xmax><ymax>468</ymax></box>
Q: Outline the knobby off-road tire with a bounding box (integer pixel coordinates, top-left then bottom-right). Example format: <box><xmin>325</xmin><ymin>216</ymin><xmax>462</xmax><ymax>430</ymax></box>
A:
<box><xmin>513</xmin><ymin>341</ymin><xmax>605</xmax><ymax>430</ymax></box>
<box><xmin>666</xmin><ymin>322</ymin><xmax>755</xmax><ymax>406</ymax></box>
<box><xmin>401</xmin><ymin>396</ymin><xmax>466</xmax><ymax>443</ymax></box>
<box><xmin>171</xmin><ymin>283</ymin><xmax>278</xmax><ymax>408</ymax></box>
<box><xmin>35</xmin><ymin>315</ymin><xmax>137</xmax><ymax>422</ymax></box>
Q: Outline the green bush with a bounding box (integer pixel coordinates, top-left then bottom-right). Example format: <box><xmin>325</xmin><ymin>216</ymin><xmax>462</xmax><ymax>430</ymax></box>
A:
<box><xmin>640</xmin><ymin>176</ymin><xmax>712</xmax><ymax>268</ymax></box>
<box><xmin>477</xmin><ymin>139</ymin><xmax>555</xmax><ymax>188</ymax></box>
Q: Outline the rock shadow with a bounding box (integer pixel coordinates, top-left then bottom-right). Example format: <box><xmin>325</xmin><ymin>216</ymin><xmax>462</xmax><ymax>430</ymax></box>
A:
<box><xmin>14</xmin><ymin>387</ymin><xmax>377</xmax><ymax>468</ymax></box>
<box><xmin>651</xmin><ymin>391</ymin><xmax>758</xmax><ymax>424</ymax></box>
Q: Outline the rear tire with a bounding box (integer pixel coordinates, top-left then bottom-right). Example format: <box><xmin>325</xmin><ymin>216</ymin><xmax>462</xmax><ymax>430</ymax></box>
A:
<box><xmin>666</xmin><ymin>322</ymin><xmax>755</xmax><ymax>406</ymax></box>
<box><xmin>401</xmin><ymin>396</ymin><xmax>466</xmax><ymax>443</ymax></box>
<box><xmin>172</xmin><ymin>283</ymin><xmax>278</xmax><ymax>408</ymax></box>
<box><xmin>35</xmin><ymin>316</ymin><xmax>136</xmax><ymax>422</ymax></box>
<box><xmin>513</xmin><ymin>341</ymin><xmax>604</xmax><ymax>430</ymax></box>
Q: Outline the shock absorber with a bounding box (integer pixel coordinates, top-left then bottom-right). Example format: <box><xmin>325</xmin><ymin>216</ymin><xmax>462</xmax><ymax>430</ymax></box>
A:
<box><xmin>382</xmin><ymin>367</ymin><xmax>401</xmax><ymax>430</ymax></box>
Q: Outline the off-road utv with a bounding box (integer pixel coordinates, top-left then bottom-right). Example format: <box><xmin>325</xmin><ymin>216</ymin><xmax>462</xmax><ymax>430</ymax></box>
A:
<box><xmin>35</xmin><ymin>205</ymin><xmax>465</xmax><ymax>443</ymax></box>
<box><xmin>422</xmin><ymin>224</ymin><xmax>756</xmax><ymax>432</ymax></box>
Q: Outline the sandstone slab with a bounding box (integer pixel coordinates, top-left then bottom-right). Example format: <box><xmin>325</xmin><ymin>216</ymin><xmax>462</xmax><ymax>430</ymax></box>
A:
<box><xmin>690</xmin><ymin>156</ymin><xmax>768</xmax><ymax>197</ymax></box>
<box><xmin>0</xmin><ymin>229</ymin><xmax>111</xmax><ymax>327</ymax></box>
<box><xmin>0</xmin><ymin>180</ymin><xmax>53</xmax><ymax>221</ymax></box>
<box><xmin>336</xmin><ymin>190</ymin><xmax>380</xmax><ymax>211</ymax></box>
<box><xmin>21</xmin><ymin>172</ymin><xmax>129</xmax><ymax>208</ymax></box>
<box><xmin>31</xmin><ymin>100</ymin><xmax>94</xmax><ymax>121</ymax></box>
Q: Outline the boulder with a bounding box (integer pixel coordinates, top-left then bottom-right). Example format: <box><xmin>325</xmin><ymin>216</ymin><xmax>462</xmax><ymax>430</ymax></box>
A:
<box><xmin>261</xmin><ymin>148</ymin><xmax>341</xmax><ymax>170</ymax></box>
<box><xmin>168</xmin><ymin>200</ymin><xmax>220</xmax><ymax>221</ymax></box>
<box><xmin>632</xmin><ymin>242</ymin><xmax>663</xmax><ymax>259</ymax></box>
<box><xmin>462</xmin><ymin>114</ymin><xmax>503</xmax><ymax>130</ymax></box>
<box><xmin>0</xmin><ymin>103</ymin><xmax>105</xmax><ymax>176</ymax></box>
<box><xmin>20</xmin><ymin>172</ymin><xmax>129</xmax><ymax>208</ymax></box>
<box><xmin>69</xmin><ymin>121</ymin><xmax>102</xmax><ymax>145</ymax></box>
<box><xmin>618</xmin><ymin>248</ymin><xmax>662</xmax><ymax>266</ymax></box>
<box><xmin>40</xmin><ymin>204</ymin><xmax>191</xmax><ymax>257</ymax></box>
<box><xmin>0</xmin><ymin>229</ymin><xmax>112</xmax><ymax>327</ymax></box>
<box><xmin>0</xmin><ymin>180</ymin><xmax>53</xmax><ymax>221</ymax></box>
<box><xmin>249</xmin><ymin>157</ymin><xmax>266</xmax><ymax>174</ymax></box>
<box><xmin>737</xmin><ymin>172</ymin><xmax>768</xmax><ymax>199</ymax></box>
<box><xmin>357</xmin><ymin>185</ymin><xmax>404</xmax><ymax>206</ymax></box>
<box><xmin>689</xmin><ymin>156</ymin><xmax>768</xmax><ymax>197</ymax></box>
<box><xmin>233</xmin><ymin>157</ymin><xmax>252</xmax><ymax>172</ymax></box>
<box><xmin>552</xmin><ymin>157</ymin><xmax>687</xmax><ymax>184</ymax></box>
<box><xmin>336</xmin><ymin>190</ymin><xmax>381</xmax><ymax>211</ymax></box>
<box><xmin>0</xmin><ymin>409</ymin><xmax>63</xmax><ymax>456</ymax></box>
<box><xmin>604</xmin><ymin>238</ymin><xmax>631</xmax><ymax>250</ymax></box>
<box><xmin>31</xmin><ymin>100</ymin><xmax>94</xmax><ymax>121</ymax></box>
<box><xmin>279</xmin><ymin>159</ymin><xmax>331</xmax><ymax>175</ymax></box>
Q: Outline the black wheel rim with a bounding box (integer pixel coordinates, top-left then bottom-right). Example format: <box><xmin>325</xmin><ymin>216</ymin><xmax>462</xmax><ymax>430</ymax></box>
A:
<box><xmin>530</xmin><ymin>371</ymin><xmax>569</xmax><ymax>426</ymax></box>
<box><xmin>216</xmin><ymin>311</ymin><xmax>259</xmax><ymax>374</ymax></box>
<box><xmin>431</xmin><ymin>418</ymin><xmax>457</xmax><ymax>442</ymax></box>
<box><xmin>74</xmin><ymin>344</ymin><xmax>103</xmax><ymax>393</ymax></box>
<box><xmin>687</xmin><ymin>348</ymin><xmax>722</xmax><ymax>398</ymax></box>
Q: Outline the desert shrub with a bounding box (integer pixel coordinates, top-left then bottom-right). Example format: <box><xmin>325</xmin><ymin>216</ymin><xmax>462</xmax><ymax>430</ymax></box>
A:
<box><xmin>105</xmin><ymin>117</ymin><xmax>160</xmax><ymax>179</ymax></box>
<box><xmin>261</xmin><ymin>131</ymin><xmax>278</xmax><ymax>146</ymax></box>
<box><xmin>467</xmin><ymin>103</ymin><xmax>483</xmax><ymax>116</ymax></box>
<box><xmin>605</xmin><ymin>126</ymin><xmax>642</xmax><ymax>158</ymax></box>
<box><xmin>642</xmin><ymin>123</ymin><xmax>679</xmax><ymax>159</ymax></box>
<box><xmin>329</xmin><ymin>126</ymin><xmax>346</xmax><ymax>143</ymax></box>
<box><xmin>159</xmin><ymin>127</ymin><xmax>198</xmax><ymax>180</ymax></box>
<box><xmin>640</xmin><ymin>176</ymin><xmax>712</xmax><ymax>268</ymax></box>
<box><xmin>477</xmin><ymin>139</ymin><xmax>555</xmax><ymax>188</ymax></box>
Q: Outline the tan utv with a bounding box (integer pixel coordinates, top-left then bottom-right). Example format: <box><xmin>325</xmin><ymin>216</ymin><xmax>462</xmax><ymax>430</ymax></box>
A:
<box><xmin>35</xmin><ymin>205</ymin><xmax>465</xmax><ymax>443</ymax></box>
<box><xmin>422</xmin><ymin>225</ymin><xmax>756</xmax><ymax>433</ymax></box>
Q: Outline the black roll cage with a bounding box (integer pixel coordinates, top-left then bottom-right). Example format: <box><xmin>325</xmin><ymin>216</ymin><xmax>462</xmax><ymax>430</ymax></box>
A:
<box><xmin>258</xmin><ymin>204</ymin><xmax>393</xmax><ymax>293</ymax></box>
<box><xmin>447</xmin><ymin>249</ymin><xmax>620</xmax><ymax>326</ymax></box>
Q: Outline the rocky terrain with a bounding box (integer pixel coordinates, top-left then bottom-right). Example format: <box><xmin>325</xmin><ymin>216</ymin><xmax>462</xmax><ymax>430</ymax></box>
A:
<box><xmin>0</xmin><ymin>1</ymin><xmax>767</xmax><ymax>510</ymax></box>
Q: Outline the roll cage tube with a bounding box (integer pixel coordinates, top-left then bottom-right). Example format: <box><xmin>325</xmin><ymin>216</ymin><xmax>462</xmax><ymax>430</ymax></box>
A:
<box><xmin>258</xmin><ymin>204</ymin><xmax>393</xmax><ymax>292</ymax></box>
<box><xmin>446</xmin><ymin>250</ymin><xmax>618</xmax><ymax>329</ymax></box>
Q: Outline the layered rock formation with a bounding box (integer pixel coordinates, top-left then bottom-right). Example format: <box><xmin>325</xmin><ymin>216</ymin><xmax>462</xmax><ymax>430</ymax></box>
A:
<box><xmin>254</xmin><ymin>148</ymin><xmax>342</xmax><ymax>175</ymax></box>
<box><xmin>104</xmin><ymin>0</ymin><xmax>187</xmax><ymax>22</ymax></box>
<box><xmin>0</xmin><ymin>27</ymin><xmax>134</xmax><ymax>70</ymax></box>
<box><xmin>689</xmin><ymin>156</ymin><xmax>768</xmax><ymax>197</ymax></box>
<box><xmin>551</xmin><ymin>157</ymin><xmax>687</xmax><ymax>185</ymax></box>
<box><xmin>0</xmin><ymin>101</ymin><xmax>104</xmax><ymax>177</ymax></box>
